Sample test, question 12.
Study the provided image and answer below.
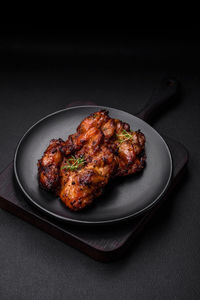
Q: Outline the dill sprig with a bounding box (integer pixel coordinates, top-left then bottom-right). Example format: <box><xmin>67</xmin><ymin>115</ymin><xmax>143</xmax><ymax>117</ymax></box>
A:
<box><xmin>116</xmin><ymin>129</ymin><xmax>134</xmax><ymax>144</ymax></box>
<box><xmin>61</xmin><ymin>156</ymin><xmax>86</xmax><ymax>171</ymax></box>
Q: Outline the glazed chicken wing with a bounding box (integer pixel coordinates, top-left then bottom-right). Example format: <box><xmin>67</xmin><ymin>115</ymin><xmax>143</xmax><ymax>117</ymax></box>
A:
<box><xmin>59</xmin><ymin>125</ymin><xmax>116</xmax><ymax>210</ymax></box>
<box><xmin>113</xmin><ymin>124</ymin><xmax>146</xmax><ymax>176</ymax></box>
<box><xmin>59</xmin><ymin>144</ymin><xmax>116</xmax><ymax>210</ymax></box>
<box><xmin>37</xmin><ymin>138</ymin><xmax>65</xmax><ymax>191</ymax></box>
<box><xmin>38</xmin><ymin>110</ymin><xmax>146</xmax><ymax>211</ymax></box>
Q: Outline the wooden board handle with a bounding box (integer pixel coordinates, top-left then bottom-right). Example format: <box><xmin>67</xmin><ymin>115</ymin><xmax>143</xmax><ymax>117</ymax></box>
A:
<box><xmin>136</xmin><ymin>78</ymin><xmax>180</xmax><ymax>123</ymax></box>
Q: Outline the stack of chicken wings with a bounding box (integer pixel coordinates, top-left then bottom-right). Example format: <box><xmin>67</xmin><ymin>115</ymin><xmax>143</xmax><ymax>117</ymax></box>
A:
<box><xmin>38</xmin><ymin>110</ymin><xmax>146</xmax><ymax>211</ymax></box>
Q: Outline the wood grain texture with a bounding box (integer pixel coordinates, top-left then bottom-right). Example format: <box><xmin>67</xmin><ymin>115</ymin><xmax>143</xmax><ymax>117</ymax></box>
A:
<box><xmin>0</xmin><ymin>136</ymin><xmax>188</xmax><ymax>262</ymax></box>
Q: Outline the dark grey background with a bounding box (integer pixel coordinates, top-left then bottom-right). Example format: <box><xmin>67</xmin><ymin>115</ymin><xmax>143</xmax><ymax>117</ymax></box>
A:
<box><xmin>0</xmin><ymin>27</ymin><xmax>200</xmax><ymax>299</ymax></box>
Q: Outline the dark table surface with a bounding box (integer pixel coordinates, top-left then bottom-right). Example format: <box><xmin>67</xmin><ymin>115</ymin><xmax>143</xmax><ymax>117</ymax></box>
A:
<box><xmin>0</xmin><ymin>28</ymin><xmax>200</xmax><ymax>299</ymax></box>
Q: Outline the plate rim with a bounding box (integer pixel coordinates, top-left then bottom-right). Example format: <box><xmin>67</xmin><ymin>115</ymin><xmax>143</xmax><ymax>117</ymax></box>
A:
<box><xmin>14</xmin><ymin>105</ymin><xmax>173</xmax><ymax>225</ymax></box>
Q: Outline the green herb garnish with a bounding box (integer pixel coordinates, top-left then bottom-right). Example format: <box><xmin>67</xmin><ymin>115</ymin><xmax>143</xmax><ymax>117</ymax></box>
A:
<box><xmin>62</xmin><ymin>156</ymin><xmax>86</xmax><ymax>171</ymax></box>
<box><xmin>116</xmin><ymin>129</ymin><xmax>134</xmax><ymax>144</ymax></box>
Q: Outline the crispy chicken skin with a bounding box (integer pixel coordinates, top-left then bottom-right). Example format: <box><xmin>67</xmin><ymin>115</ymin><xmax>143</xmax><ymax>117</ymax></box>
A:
<box><xmin>38</xmin><ymin>110</ymin><xmax>146</xmax><ymax>211</ymax></box>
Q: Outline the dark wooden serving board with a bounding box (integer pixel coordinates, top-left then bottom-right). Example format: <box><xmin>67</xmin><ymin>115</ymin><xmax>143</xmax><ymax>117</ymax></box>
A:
<box><xmin>0</xmin><ymin>136</ymin><xmax>188</xmax><ymax>262</ymax></box>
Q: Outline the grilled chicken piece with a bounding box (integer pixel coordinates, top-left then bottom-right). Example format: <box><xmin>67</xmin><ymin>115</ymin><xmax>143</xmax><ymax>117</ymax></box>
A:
<box><xmin>38</xmin><ymin>110</ymin><xmax>146</xmax><ymax>211</ymax></box>
<box><xmin>59</xmin><ymin>143</ymin><xmax>116</xmax><ymax>210</ymax></box>
<box><xmin>62</xmin><ymin>110</ymin><xmax>110</xmax><ymax>156</ymax></box>
<box><xmin>59</xmin><ymin>123</ymin><xmax>117</xmax><ymax>210</ymax></box>
<box><xmin>113</xmin><ymin>129</ymin><xmax>146</xmax><ymax>176</ymax></box>
<box><xmin>37</xmin><ymin>138</ymin><xmax>65</xmax><ymax>191</ymax></box>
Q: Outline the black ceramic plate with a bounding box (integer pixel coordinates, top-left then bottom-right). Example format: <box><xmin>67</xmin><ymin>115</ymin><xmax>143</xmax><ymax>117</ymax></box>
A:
<box><xmin>14</xmin><ymin>106</ymin><xmax>172</xmax><ymax>225</ymax></box>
